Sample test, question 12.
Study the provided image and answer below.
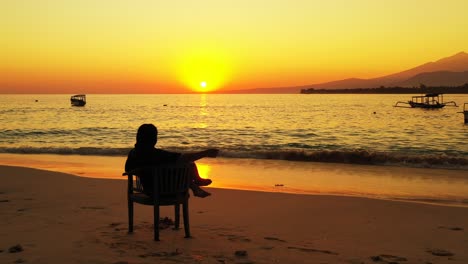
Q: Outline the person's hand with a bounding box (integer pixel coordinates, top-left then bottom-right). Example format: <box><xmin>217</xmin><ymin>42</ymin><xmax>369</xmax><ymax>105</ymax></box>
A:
<box><xmin>205</xmin><ymin>148</ymin><xmax>219</xmax><ymax>158</ymax></box>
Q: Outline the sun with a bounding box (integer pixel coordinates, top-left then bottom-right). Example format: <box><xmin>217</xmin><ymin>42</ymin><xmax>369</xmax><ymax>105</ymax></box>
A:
<box><xmin>175</xmin><ymin>46</ymin><xmax>232</xmax><ymax>93</ymax></box>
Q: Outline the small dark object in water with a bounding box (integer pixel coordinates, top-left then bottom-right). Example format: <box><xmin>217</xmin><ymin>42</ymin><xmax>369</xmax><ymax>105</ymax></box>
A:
<box><xmin>163</xmin><ymin>104</ymin><xmax>167</xmax><ymax>106</ymax></box>
<box><xmin>9</xmin><ymin>244</ymin><xmax>23</xmax><ymax>253</ymax></box>
<box><xmin>35</xmin><ymin>100</ymin><xmax>38</xmax><ymax>102</ymax></box>
<box><xmin>274</xmin><ymin>184</ymin><xmax>284</xmax><ymax>187</ymax></box>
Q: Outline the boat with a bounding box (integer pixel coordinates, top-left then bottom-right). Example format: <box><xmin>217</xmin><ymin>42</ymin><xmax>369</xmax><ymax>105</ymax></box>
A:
<box><xmin>70</xmin><ymin>94</ymin><xmax>86</xmax><ymax>107</ymax></box>
<box><xmin>394</xmin><ymin>93</ymin><xmax>457</xmax><ymax>109</ymax></box>
<box><xmin>460</xmin><ymin>103</ymin><xmax>468</xmax><ymax>123</ymax></box>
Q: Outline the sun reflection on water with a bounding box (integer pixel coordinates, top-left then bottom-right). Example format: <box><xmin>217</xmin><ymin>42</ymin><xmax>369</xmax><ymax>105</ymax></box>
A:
<box><xmin>196</xmin><ymin>94</ymin><xmax>208</xmax><ymax>128</ymax></box>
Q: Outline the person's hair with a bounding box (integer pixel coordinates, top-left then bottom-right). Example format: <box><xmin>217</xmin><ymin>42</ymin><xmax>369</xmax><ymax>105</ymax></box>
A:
<box><xmin>135</xmin><ymin>123</ymin><xmax>158</xmax><ymax>148</ymax></box>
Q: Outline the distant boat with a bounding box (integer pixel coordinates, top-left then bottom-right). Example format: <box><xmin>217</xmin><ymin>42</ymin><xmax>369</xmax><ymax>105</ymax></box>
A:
<box><xmin>71</xmin><ymin>94</ymin><xmax>86</xmax><ymax>107</ymax></box>
<box><xmin>460</xmin><ymin>103</ymin><xmax>468</xmax><ymax>123</ymax></box>
<box><xmin>394</xmin><ymin>93</ymin><xmax>457</xmax><ymax>109</ymax></box>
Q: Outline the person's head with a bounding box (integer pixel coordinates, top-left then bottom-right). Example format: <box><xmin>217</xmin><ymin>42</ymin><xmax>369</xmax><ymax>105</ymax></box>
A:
<box><xmin>136</xmin><ymin>123</ymin><xmax>158</xmax><ymax>148</ymax></box>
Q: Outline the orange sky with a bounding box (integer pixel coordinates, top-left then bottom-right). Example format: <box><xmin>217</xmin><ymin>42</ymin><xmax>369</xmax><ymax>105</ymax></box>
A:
<box><xmin>1</xmin><ymin>0</ymin><xmax>468</xmax><ymax>93</ymax></box>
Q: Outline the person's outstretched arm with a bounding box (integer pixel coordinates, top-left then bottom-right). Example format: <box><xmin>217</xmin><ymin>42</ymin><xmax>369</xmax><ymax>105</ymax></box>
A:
<box><xmin>177</xmin><ymin>149</ymin><xmax>219</xmax><ymax>163</ymax></box>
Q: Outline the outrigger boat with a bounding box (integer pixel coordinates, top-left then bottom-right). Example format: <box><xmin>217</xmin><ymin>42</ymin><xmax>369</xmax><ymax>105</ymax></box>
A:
<box><xmin>70</xmin><ymin>94</ymin><xmax>86</xmax><ymax>107</ymax></box>
<box><xmin>459</xmin><ymin>103</ymin><xmax>468</xmax><ymax>123</ymax></box>
<box><xmin>394</xmin><ymin>93</ymin><xmax>457</xmax><ymax>109</ymax></box>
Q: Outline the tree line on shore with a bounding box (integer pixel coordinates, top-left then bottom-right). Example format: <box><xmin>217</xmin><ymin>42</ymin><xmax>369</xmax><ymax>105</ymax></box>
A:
<box><xmin>300</xmin><ymin>83</ymin><xmax>468</xmax><ymax>94</ymax></box>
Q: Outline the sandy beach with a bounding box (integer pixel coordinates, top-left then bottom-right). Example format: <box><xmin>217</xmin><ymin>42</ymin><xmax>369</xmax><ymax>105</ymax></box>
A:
<box><xmin>1</xmin><ymin>165</ymin><xmax>467</xmax><ymax>264</ymax></box>
<box><xmin>3</xmin><ymin>1</ymin><xmax>468</xmax><ymax>263</ymax></box>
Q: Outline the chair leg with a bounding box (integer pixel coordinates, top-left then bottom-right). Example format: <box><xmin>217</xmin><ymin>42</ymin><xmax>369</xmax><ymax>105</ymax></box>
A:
<box><xmin>128</xmin><ymin>199</ymin><xmax>134</xmax><ymax>233</ymax></box>
<box><xmin>174</xmin><ymin>204</ymin><xmax>180</xmax><ymax>230</ymax></box>
<box><xmin>154</xmin><ymin>204</ymin><xmax>160</xmax><ymax>241</ymax></box>
<box><xmin>183</xmin><ymin>200</ymin><xmax>191</xmax><ymax>238</ymax></box>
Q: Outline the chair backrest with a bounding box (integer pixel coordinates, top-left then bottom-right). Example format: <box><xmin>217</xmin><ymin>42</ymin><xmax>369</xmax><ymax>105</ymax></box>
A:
<box><xmin>151</xmin><ymin>164</ymin><xmax>192</xmax><ymax>196</ymax></box>
<box><xmin>131</xmin><ymin>163</ymin><xmax>192</xmax><ymax>196</ymax></box>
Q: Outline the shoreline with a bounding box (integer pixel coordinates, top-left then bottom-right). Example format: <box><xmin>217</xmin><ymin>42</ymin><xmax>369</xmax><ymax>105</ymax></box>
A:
<box><xmin>1</xmin><ymin>165</ymin><xmax>467</xmax><ymax>263</ymax></box>
<box><xmin>1</xmin><ymin>153</ymin><xmax>468</xmax><ymax>208</ymax></box>
<box><xmin>1</xmin><ymin>148</ymin><xmax>466</xmax><ymax>170</ymax></box>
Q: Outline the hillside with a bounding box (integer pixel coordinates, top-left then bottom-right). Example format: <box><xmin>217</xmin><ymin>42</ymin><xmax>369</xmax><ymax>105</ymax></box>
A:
<box><xmin>312</xmin><ymin>52</ymin><xmax>468</xmax><ymax>89</ymax></box>
<box><xmin>222</xmin><ymin>52</ymin><xmax>468</xmax><ymax>93</ymax></box>
<box><xmin>396</xmin><ymin>71</ymin><xmax>468</xmax><ymax>87</ymax></box>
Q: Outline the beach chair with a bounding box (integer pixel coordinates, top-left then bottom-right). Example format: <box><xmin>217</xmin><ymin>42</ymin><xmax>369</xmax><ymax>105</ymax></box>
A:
<box><xmin>123</xmin><ymin>164</ymin><xmax>192</xmax><ymax>241</ymax></box>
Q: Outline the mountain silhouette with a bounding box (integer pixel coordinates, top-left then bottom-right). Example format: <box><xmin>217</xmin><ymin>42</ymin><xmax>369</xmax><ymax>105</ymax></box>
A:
<box><xmin>308</xmin><ymin>51</ymin><xmax>468</xmax><ymax>89</ymax></box>
<box><xmin>222</xmin><ymin>52</ymin><xmax>468</xmax><ymax>93</ymax></box>
<box><xmin>396</xmin><ymin>70</ymin><xmax>468</xmax><ymax>87</ymax></box>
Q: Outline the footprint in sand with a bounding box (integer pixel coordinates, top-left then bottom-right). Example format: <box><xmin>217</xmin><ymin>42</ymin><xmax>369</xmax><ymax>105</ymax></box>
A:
<box><xmin>264</xmin><ymin>236</ymin><xmax>286</xmax><ymax>242</ymax></box>
<box><xmin>260</xmin><ymin>237</ymin><xmax>283</xmax><ymax>251</ymax></box>
<box><xmin>107</xmin><ymin>222</ymin><xmax>126</xmax><ymax>231</ymax></box>
<box><xmin>218</xmin><ymin>233</ymin><xmax>251</xmax><ymax>242</ymax></box>
<box><xmin>426</xmin><ymin>249</ymin><xmax>454</xmax><ymax>257</ymax></box>
<box><xmin>139</xmin><ymin>250</ymin><xmax>181</xmax><ymax>258</ymax></box>
<box><xmin>288</xmin><ymin>246</ymin><xmax>339</xmax><ymax>255</ymax></box>
<box><xmin>80</xmin><ymin>206</ymin><xmax>106</xmax><ymax>210</ymax></box>
<box><xmin>234</xmin><ymin>250</ymin><xmax>248</xmax><ymax>257</ymax></box>
<box><xmin>9</xmin><ymin>244</ymin><xmax>24</xmax><ymax>253</ymax></box>
<box><xmin>259</xmin><ymin>246</ymin><xmax>275</xmax><ymax>250</ymax></box>
<box><xmin>370</xmin><ymin>254</ymin><xmax>408</xmax><ymax>263</ymax></box>
<box><xmin>234</xmin><ymin>251</ymin><xmax>255</xmax><ymax>264</ymax></box>
<box><xmin>438</xmin><ymin>226</ymin><xmax>464</xmax><ymax>231</ymax></box>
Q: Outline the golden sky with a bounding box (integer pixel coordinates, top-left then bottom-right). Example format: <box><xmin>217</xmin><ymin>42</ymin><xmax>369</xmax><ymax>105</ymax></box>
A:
<box><xmin>1</xmin><ymin>0</ymin><xmax>468</xmax><ymax>93</ymax></box>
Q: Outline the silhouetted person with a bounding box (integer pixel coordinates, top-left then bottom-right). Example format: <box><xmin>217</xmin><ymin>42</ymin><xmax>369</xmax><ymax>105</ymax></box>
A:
<box><xmin>125</xmin><ymin>124</ymin><xmax>218</xmax><ymax>198</ymax></box>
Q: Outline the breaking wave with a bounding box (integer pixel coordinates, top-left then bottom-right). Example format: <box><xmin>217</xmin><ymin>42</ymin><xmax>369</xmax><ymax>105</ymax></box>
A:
<box><xmin>1</xmin><ymin>146</ymin><xmax>467</xmax><ymax>170</ymax></box>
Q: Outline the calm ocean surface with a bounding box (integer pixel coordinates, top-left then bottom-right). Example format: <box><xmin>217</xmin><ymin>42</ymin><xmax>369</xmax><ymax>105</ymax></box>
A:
<box><xmin>1</xmin><ymin>94</ymin><xmax>467</xmax><ymax>169</ymax></box>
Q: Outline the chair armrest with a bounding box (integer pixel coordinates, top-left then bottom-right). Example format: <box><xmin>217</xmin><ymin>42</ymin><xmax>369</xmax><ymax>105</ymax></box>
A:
<box><xmin>124</xmin><ymin>163</ymin><xmax>193</xmax><ymax>176</ymax></box>
<box><xmin>122</xmin><ymin>167</ymin><xmax>148</xmax><ymax>176</ymax></box>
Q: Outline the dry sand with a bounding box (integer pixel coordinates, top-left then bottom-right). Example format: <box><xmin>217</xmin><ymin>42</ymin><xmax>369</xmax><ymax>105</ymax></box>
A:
<box><xmin>1</xmin><ymin>165</ymin><xmax>467</xmax><ymax>264</ymax></box>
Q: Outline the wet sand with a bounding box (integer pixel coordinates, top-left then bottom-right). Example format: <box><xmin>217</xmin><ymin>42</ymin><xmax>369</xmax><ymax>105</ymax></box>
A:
<box><xmin>1</xmin><ymin>153</ymin><xmax>468</xmax><ymax>206</ymax></box>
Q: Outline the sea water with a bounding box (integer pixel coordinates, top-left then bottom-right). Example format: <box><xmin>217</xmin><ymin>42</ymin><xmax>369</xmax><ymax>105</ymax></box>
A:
<box><xmin>1</xmin><ymin>94</ymin><xmax>467</xmax><ymax>168</ymax></box>
<box><xmin>1</xmin><ymin>94</ymin><xmax>468</xmax><ymax>206</ymax></box>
